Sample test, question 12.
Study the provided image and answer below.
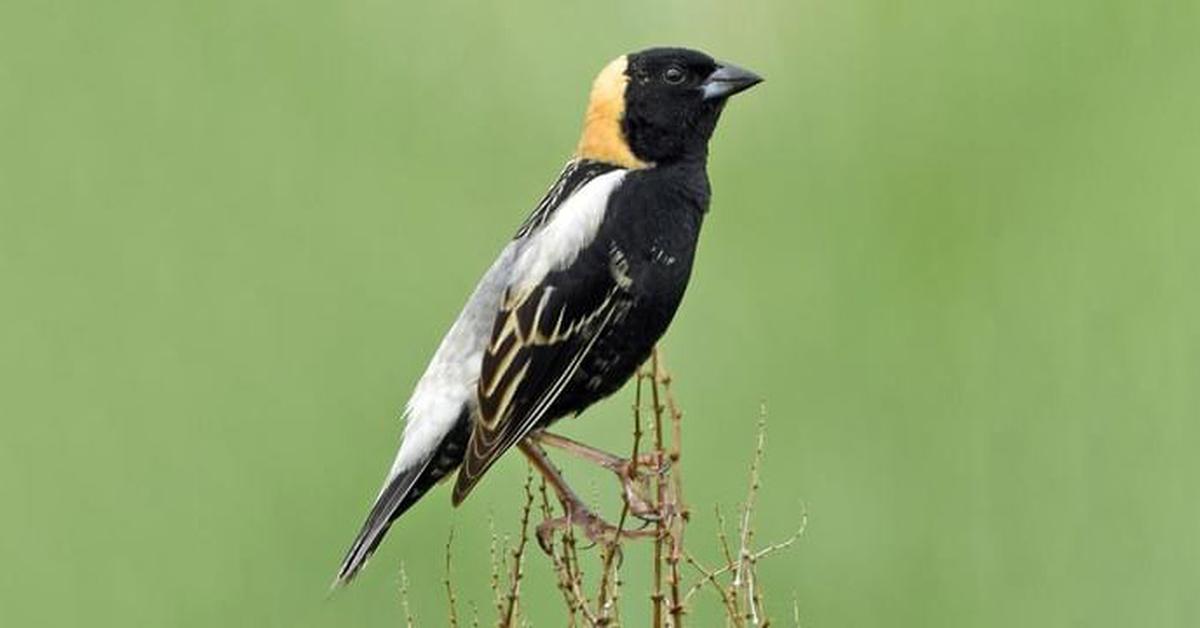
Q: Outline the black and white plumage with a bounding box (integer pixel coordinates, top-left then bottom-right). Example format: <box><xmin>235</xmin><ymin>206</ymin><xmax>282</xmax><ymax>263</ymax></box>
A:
<box><xmin>335</xmin><ymin>47</ymin><xmax>762</xmax><ymax>585</ymax></box>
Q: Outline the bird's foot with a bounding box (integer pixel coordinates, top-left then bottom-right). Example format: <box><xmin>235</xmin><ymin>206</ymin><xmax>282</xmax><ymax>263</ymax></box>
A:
<box><xmin>532</xmin><ymin>431</ymin><xmax>671</xmax><ymax>521</ymax></box>
<box><xmin>610</xmin><ymin>451</ymin><xmax>672</xmax><ymax>477</ymax></box>
<box><xmin>536</xmin><ymin>500</ymin><xmax>657</xmax><ymax>554</ymax></box>
<box><xmin>611</xmin><ymin>454</ymin><xmax>671</xmax><ymax>521</ymax></box>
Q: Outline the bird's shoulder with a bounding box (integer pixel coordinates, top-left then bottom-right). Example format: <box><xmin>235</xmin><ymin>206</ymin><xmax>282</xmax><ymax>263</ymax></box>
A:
<box><xmin>513</xmin><ymin>159</ymin><xmax>626</xmax><ymax>239</ymax></box>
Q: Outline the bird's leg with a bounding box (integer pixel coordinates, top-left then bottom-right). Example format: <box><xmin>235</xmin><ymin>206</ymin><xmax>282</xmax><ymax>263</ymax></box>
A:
<box><xmin>532</xmin><ymin>430</ymin><xmax>670</xmax><ymax>474</ymax></box>
<box><xmin>517</xmin><ymin>440</ymin><xmax>655</xmax><ymax>553</ymax></box>
<box><xmin>530</xmin><ymin>430</ymin><xmax>668</xmax><ymax>520</ymax></box>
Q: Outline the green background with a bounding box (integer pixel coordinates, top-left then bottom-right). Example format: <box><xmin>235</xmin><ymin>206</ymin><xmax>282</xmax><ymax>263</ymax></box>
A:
<box><xmin>3</xmin><ymin>1</ymin><xmax>1198</xmax><ymax>625</ymax></box>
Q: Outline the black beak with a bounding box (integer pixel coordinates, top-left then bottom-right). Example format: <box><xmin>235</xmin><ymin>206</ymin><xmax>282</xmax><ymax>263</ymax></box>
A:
<box><xmin>701</xmin><ymin>61</ymin><xmax>764</xmax><ymax>101</ymax></box>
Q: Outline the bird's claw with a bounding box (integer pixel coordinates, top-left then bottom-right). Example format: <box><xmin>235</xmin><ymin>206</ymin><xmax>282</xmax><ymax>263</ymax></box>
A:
<box><xmin>611</xmin><ymin>453</ymin><xmax>671</xmax><ymax>521</ymax></box>
<box><xmin>605</xmin><ymin>452</ymin><xmax>671</xmax><ymax>477</ymax></box>
<box><xmin>536</xmin><ymin>502</ymin><xmax>657</xmax><ymax>554</ymax></box>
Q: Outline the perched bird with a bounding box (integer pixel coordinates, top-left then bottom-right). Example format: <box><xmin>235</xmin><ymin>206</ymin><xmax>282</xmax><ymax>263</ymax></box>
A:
<box><xmin>335</xmin><ymin>47</ymin><xmax>762</xmax><ymax>585</ymax></box>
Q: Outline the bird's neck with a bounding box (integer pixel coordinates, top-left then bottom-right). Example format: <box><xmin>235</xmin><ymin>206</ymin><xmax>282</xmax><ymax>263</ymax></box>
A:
<box><xmin>575</xmin><ymin>57</ymin><xmax>652</xmax><ymax>170</ymax></box>
<box><xmin>576</xmin><ymin>112</ymin><xmax>650</xmax><ymax>170</ymax></box>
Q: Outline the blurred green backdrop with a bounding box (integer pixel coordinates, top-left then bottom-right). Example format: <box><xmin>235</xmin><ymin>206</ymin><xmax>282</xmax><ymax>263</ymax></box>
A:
<box><xmin>3</xmin><ymin>0</ymin><xmax>1199</xmax><ymax>626</ymax></box>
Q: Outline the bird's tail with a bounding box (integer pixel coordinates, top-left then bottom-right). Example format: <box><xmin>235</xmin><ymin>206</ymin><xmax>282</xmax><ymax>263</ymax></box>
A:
<box><xmin>332</xmin><ymin>456</ymin><xmax>433</xmax><ymax>587</ymax></box>
<box><xmin>332</xmin><ymin>412</ymin><xmax>471</xmax><ymax>587</ymax></box>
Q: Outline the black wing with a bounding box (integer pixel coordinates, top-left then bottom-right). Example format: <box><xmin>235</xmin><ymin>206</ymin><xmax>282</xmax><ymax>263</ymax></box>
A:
<box><xmin>451</xmin><ymin>240</ymin><xmax>633</xmax><ymax>504</ymax></box>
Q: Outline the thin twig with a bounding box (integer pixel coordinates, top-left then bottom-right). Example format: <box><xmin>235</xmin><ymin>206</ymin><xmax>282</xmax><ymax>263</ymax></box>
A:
<box><xmin>445</xmin><ymin>527</ymin><xmax>460</xmax><ymax>628</ymax></box>
<box><xmin>534</xmin><ymin>506</ymin><xmax>597</xmax><ymax>620</ymax></box>
<box><xmin>649</xmin><ymin>349</ymin><xmax>667</xmax><ymax>628</ymax></box>
<box><xmin>488</xmin><ymin>516</ymin><xmax>505</xmax><ymax>619</ymax></box>
<box><xmin>657</xmin><ymin>351</ymin><xmax>687</xmax><ymax>626</ymax></box>
<box><xmin>398</xmin><ymin>561</ymin><xmax>416</xmax><ymax>628</ymax></box>
<box><xmin>499</xmin><ymin>467</ymin><xmax>535</xmax><ymax>627</ymax></box>
<box><xmin>712</xmin><ymin>505</ymin><xmax>742</xmax><ymax>622</ymax></box>
<box><xmin>562</xmin><ymin>501</ymin><xmax>596</xmax><ymax>623</ymax></box>
<box><xmin>594</xmin><ymin>368</ymin><xmax>644</xmax><ymax>624</ymax></box>
<box><xmin>538</xmin><ymin>478</ymin><xmax>583</xmax><ymax>624</ymax></box>
<box><xmin>735</xmin><ymin>407</ymin><xmax>768</xmax><ymax>624</ymax></box>
<box><xmin>683</xmin><ymin>515</ymin><xmax>806</xmax><ymax>622</ymax></box>
<box><xmin>682</xmin><ymin>550</ymin><xmax>739</xmax><ymax>617</ymax></box>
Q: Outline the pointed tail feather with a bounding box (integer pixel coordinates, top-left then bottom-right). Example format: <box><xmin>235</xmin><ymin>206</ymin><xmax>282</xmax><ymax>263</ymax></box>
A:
<box><xmin>332</xmin><ymin>456</ymin><xmax>433</xmax><ymax>587</ymax></box>
<box><xmin>333</xmin><ymin>413</ymin><xmax>472</xmax><ymax>586</ymax></box>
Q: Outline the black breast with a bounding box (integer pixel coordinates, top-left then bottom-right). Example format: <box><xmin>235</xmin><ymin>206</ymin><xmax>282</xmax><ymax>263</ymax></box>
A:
<box><xmin>545</xmin><ymin>161</ymin><xmax>711</xmax><ymax>420</ymax></box>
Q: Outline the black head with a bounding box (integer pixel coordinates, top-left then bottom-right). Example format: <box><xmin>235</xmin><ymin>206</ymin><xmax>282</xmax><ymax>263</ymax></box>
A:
<box><xmin>576</xmin><ymin>47</ymin><xmax>763</xmax><ymax>168</ymax></box>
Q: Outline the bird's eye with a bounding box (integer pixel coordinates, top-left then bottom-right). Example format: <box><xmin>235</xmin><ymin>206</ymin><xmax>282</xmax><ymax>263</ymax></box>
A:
<box><xmin>662</xmin><ymin>66</ymin><xmax>687</xmax><ymax>85</ymax></box>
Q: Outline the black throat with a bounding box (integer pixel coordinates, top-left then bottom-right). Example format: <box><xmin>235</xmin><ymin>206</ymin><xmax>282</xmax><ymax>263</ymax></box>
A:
<box><xmin>621</xmin><ymin>100</ymin><xmax>724</xmax><ymax>166</ymax></box>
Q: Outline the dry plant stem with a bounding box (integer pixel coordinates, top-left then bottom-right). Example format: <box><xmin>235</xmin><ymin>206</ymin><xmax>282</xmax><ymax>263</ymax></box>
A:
<box><xmin>656</xmin><ymin>353</ymin><xmax>687</xmax><ymax>626</ymax></box>
<box><xmin>713</xmin><ymin>504</ymin><xmax>742</xmax><ymax>621</ymax></box>
<box><xmin>499</xmin><ymin>468</ymin><xmax>535</xmax><ymax>628</ymax></box>
<box><xmin>445</xmin><ymin>528</ymin><xmax>460</xmax><ymax>628</ymax></box>
<box><xmin>646</xmin><ymin>348</ymin><xmax>689</xmax><ymax>627</ymax></box>
<box><xmin>488</xmin><ymin>517</ymin><xmax>506</xmax><ymax>619</ymax></box>
<box><xmin>649</xmin><ymin>351</ymin><xmax>667</xmax><ymax>628</ymax></box>
<box><xmin>681</xmin><ymin>550</ymin><xmax>739</xmax><ymax>617</ymax></box>
<box><xmin>674</xmin><ymin>404</ymin><xmax>807</xmax><ymax>627</ymax></box>
<box><xmin>398</xmin><ymin>562</ymin><xmax>416</xmax><ymax>628</ymax></box>
<box><xmin>538</xmin><ymin>479</ymin><xmax>578</xmax><ymax>623</ymax></box>
<box><xmin>593</xmin><ymin>369</ymin><xmax>645</xmax><ymax>623</ymax></box>
<box><xmin>592</xmin><ymin>505</ymin><xmax>628</xmax><ymax>627</ymax></box>
<box><xmin>565</xmin><ymin>516</ymin><xmax>601</xmax><ymax>625</ymax></box>
<box><xmin>562</xmin><ymin>517</ymin><xmax>597</xmax><ymax>625</ymax></box>
<box><xmin>483</xmin><ymin>345</ymin><xmax>798</xmax><ymax>626</ymax></box>
<box><xmin>734</xmin><ymin>407</ymin><xmax>768</xmax><ymax>625</ymax></box>
<box><xmin>683</xmin><ymin>527</ymin><xmax>804</xmax><ymax>606</ymax></box>
<box><xmin>611</xmin><ymin>544</ymin><xmax>625</xmax><ymax>623</ymax></box>
<box><xmin>538</xmin><ymin>477</ymin><xmax>597</xmax><ymax>626</ymax></box>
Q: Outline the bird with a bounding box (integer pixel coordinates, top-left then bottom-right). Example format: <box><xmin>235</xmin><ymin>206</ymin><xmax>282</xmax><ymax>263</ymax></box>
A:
<box><xmin>334</xmin><ymin>46</ymin><xmax>762</xmax><ymax>586</ymax></box>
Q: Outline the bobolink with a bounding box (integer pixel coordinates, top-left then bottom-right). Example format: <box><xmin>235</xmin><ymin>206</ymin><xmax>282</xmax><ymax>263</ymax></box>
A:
<box><xmin>335</xmin><ymin>47</ymin><xmax>762</xmax><ymax>585</ymax></box>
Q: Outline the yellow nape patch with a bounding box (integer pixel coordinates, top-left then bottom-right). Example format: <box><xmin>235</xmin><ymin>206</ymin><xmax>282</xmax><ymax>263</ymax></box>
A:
<box><xmin>575</xmin><ymin>56</ymin><xmax>650</xmax><ymax>169</ymax></box>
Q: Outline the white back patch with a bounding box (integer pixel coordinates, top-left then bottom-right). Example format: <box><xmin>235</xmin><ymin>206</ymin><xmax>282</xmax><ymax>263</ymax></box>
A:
<box><xmin>510</xmin><ymin>169</ymin><xmax>627</xmax><ymax>292</ymax></box>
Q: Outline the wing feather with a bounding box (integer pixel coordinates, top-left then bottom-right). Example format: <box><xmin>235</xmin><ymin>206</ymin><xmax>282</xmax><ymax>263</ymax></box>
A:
<box><xmin>452</xmin><ymin>285</ymin><xmax>623</xmax><ymax>504</ymax></box>
<box><xmin>450</xmin><ymin>160</ymin><xmax>631</xmax><ymax>505</ymax></box>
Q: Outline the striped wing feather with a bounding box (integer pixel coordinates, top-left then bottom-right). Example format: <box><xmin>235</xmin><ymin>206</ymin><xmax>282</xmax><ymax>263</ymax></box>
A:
<box><xmin>451</xmin><ymin>263</ymin><xmax>625</xmax><ymax>504</ymax></box>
